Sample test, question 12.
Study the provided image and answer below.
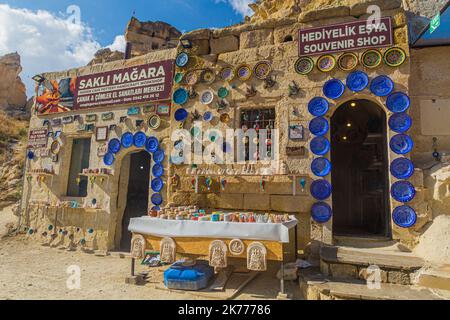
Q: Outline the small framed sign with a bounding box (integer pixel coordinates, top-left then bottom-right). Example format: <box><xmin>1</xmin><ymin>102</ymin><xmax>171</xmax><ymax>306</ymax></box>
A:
<box><xmin>157</xmin><ymin>105</ymin><xmax>170</xmax><ymax>116</ymax></box>
<box><xmin>289</xmin><ymin>124</ymin><xmax>305</xmax><ymax>140</ymax></box>
<box><xmin>95</xmin><ymin>126</ymin><xmax>109</xmax><ymax>142</ymax></box>
<box><xmin>101</xmin><ymin>112</ymin><xmax>114</xmax><ymax>121</ymax></box>
<box><xmin>86</xmin><ymin>114</ymin><xmax>97</xmax><ymax>122</ymax></box>
<box><xmin>127</xmin><ymin>107</ymin><xmax>141</xmax><ymax>116</ymax></box>
<box><xmin>62</xmin><ymin>116</ymin><xmax>74</xmax><ymax>124</ymax></box>
<box><xmin>51</xmin><ymin>118</ymin><xmax>62</xmax><ymax>126</ymax></box>
<box><xmin>86</xmin><ymin>124</ymin><xmax>95</xmax><ymax>132</ymax></box>
<box><xmin>97</xmin><ymin>144</ymin><xmax>107</xmax><ymax>157</ymax></box>
<box><xmin>143</xmin><ymin>105</ymin><xmax>156</xmax><ymax>114</ymax></box>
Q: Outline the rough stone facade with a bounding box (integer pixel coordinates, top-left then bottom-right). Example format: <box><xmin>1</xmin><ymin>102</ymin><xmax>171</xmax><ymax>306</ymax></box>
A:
<box><xmin>0</xmin><ymin>53</ymin><xmax>27</xmax><ymax>111</ymax></box>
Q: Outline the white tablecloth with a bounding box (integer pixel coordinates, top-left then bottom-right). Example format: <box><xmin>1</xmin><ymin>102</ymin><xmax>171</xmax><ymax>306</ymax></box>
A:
<box><xmin>128</xmin><ymin>216</ymin><xmax>298</xmax><ymax>243</ymax></box>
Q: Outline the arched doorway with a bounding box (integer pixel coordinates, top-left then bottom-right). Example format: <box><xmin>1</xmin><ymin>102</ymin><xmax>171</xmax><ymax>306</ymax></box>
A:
<box><xmin>119</xmin><ymin>150</ymin><xmax>151</xmax><ymax>250</ymax></box>
<box><xmin>331</xmin><ymin>99</ymin><xmax>391</xmax><ymax>238</ymax></box>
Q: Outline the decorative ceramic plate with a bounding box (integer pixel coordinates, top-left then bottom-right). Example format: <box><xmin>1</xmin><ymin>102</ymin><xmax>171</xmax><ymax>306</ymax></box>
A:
<box><xmin>220</xmin><ymin>113</ymin><xmax>231</xmax><ymax>124</ymax></box>
<box><xmin>393</xmin><ymin>205</ymin><xmax>417</xmax><ymax>228</ymax></box>
<box><xmin>219</xmin><ymin>67</ymin><xmax>235</xmax><ymax>82</ymax></box>
<box><xmin>361</xmin><ymin>49</ymin><xmax>382</xmax><ymax>68</ymax></box>
<box><xmin>389</xmin><ymin>112</ymin><xmax>412</xmax><ymax>133</ymax></box>
<box><xmin>103</xmin><ymin>153</ymin><xmax>115</xmax><ymax>166</ymax></box>
<box><xmin>390</xmin><ymin>134</ymin><xmax>414</xmax><ymax>155</ymax></box>
<box><xmin>323</xmin><ymin>79</ymin><xmax>345</xmax><ymax>99</ymax></box>
<box><xmin>133</xmin><ymin>132</ymin><xmax>147</xmax><ymax>148</ymax></box>
<box><xmin>218</xmin><ymin>87</ymin><xmax>229</xmax><ymax>99</ymax></box>
<box><xmin>200</xmin><ymin>69</ymin><xmax>216</xmax><ymax>84</ymax></box>
<box><xmin>309</xmin><ymin>117</ymin><xmax>329</xmax><ymax>136</ymax></box>
<box><xmin>295</xmin><ymin>57</ymin><xmax>314</xmax><ymax>75</ymax></box>
<box><xmin>50</xmin><ymin>141</ymin><xmax>60</xmax><ymax>155</ymax></box>
<box><xmin>27</xmin><ymin>151</ymin><xmax>34</xmax><ymax>160</ymax></box>
<box><xmin>236</xmin><ymin>64</ymin><xmax>252</xmax><ymax>81</ymax></box>
<box><xmin>370</xmin><ymin>75</ymin><xmax>395</xmax><ymax>97</ymax></box>
<box><xmin>387</xmin><ymin>92</ymin><xmax>411</xmax><ymax>113</ymax></box>
<box><xmin>174</xmin><ymin>73</ymin><xmax>184</xmax><ymax>84</ymax></box>
<box><xmin>174</xmin><ymin>108</ymin><xmax>188</xmax><ymax>122</ymax></box>
<box><xmin>390</xmin><ymin>157</ymin><xmax>415</xmax><ymax>180</ymax></box>
<box><xmin>346</xmin><ymin>71</ymin><xmax>369</xmax><ymax>92</ymax></box>
<box><xmin>308</xmin><ymin>97</ymin><xmax>330</xmax><ymax>117</ymax></box>
<box><xmin>200</xmin><ymin>90</ymin><xmax>214</xmax><ymax>105</ymax></box>
<box><xmin>190</xmin><ymin>126</ymin><xmax>201</xmax><ymax>137</ymax></box>
<box><xmin>203</xmin><ymin>111</ymin><xmax>213</xmax><ymax>122</ymax></box>
<box><xmin>121</xmin><ymin>132</ymin><xmax>134</xmax><ymax>148</ymax></box>
<box><xmin>384</xmin><ymin>47</ymin><xmax>407</xmax><ymax>67</ymax></box>
<box><xmin>338</xmin><ymin>53</ymin><xmax>358</xmax><ymax>71</ymax></box>
<box><xmin>148</xmin><ymin>115</ymin><xmax>161</xmax><ymax>130</ymax></box>
<box><xmin>152</xmin><ymin>164</ymin><xmax>164</xmax><ymax>178</ymax></box>
<box><xmin>310</xmin><ymin>136</ymin><xmax>331</xmax><ymax>156</ymax></box>
<box><xmin>317</xmin><ymin>55</ymin><xmax>336</xmax><ymax>72</ymax></box>
<box><xmin>153</xmin><ymin>149</ymin><xmax>165</xmax><ymax>164</ymax></box>
<box><xmin>151</xmin><ymin>178</ymin><xmax>164</xmax><ymax>192</ymax></box>
<box><xmin>311</xmin><ymin>202</ymin><xmax>332</xmax><ymax>223</ymax></box>
<box><xmin>391</xmin><ymin>181</ymin><xmax>416</xmax><ymax>203</ymax></box>
<box><xmin>253</xmin><ymin>61</ymin><xmax>272</xmax><ymax>80</ymax></box>
<box><xmin>151</xmin><ymin>193</ymin><xmax>163</xmax><ymax>206</ymax></box>
<box><xmin>184</xmin><ymin>71</ymin><xmax>198</xmax><ymax>86</ymax></box>
<box><xmin>108</xmin><ymin>138</ymin><xmax>121</xmax><ymax>154</ymax></box>
<box><xmin>310</xmin><ymin>179</ymin><xmax>332</xmax><ymax>201</ymax></box>
<box><xmin>311</xmin><ymin>157</ymin><xmax>332</xmax><ymax>177</ymax></box>
<box><xmin>146</xmin><ymin>137</ymin><xmax>159</xmax><ymax>153</ymax></box>
<box><xmin>175</xmin><ymin>52</ymin><xmax>189</xmax><ymax>67</ymax></box>
<box><xmin>172</xmin><ymin>88</ymin><xmax>189</xmax><ymax>105</ymax></box>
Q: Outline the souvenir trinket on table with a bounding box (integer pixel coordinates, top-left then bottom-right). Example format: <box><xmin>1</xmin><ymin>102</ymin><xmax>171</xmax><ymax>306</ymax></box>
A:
<box><xmin>253</xmin><ymin>61</ymin><xmax>272</xmax><ymax>80</ymax></box>
<box><xmin>219</xmin><ymin>67</ymin><xmax>235</xmax><ymax>82</ymax></box>
<box><xmin>317</xmin><ymin>54</ymin><xmax>336</xmax><ymax>72</ymax></box>
<box><xmin>294</xmin><ymin>57</ymin><xmax>314</xmax><ymax>75</ymax></box>
<box><xmin>200</xmin><ymin>69</ymin><xmax>216</xmax><ymax>84</ymax></box>
<box><xmin>392</xmin><ymin>206</ymin><xmax>417</xmax><ymax>228</ymax></box>
<box><xmin>391</xmin><ymin>181</ymin><xmax>416</xmax><ymax>203</ymax></box>
<box><xmin>311</xmin><ymin>202</ymin><xmax>332</xmax><ymax>223</ymax></box>
<box><xmin>130</xmin><ymin>234</ymin><xmax>146</xmax><ymax>259</ymax></box>
<box><xmin>247</xmin><ymin>242</ymin><xmax>267</xmax><ymax>271</ymax></box>
<box><xmin>209</xmin><ymin>240</ymin><xmax>228</xmax><ymax>268</ymax></box>
<box><xmin>323</xmin><ymin>79</ymin><xmax>345</xmax><ymax>99</ymax></box>
<box><xmin>346</xmin><ymin>71</ymin><xmax>369</xmax><ymax>92</ymax></box>
<box><xmin>176</xmin><ymin>52</ymin><xmax>189</xmax><ymax>68</ymax></box>
<box><xmin>236</xmin><ymin>64</ymin><xmax>252</xmax><ymax>81</ymax></box>
<box><xmin>337</xmin><ymin>52</ymin><xmax>358</xmax><ymax>71</ymax></box>
<box><xmin>370</xmin><ymin>75</ymin><xmax>394</xmax><ymax>97</ymax></box>
<box><xmin>361</xmin><ymin>49</ymin><xmax>382</xmax><ymax>68</ymax></box>
<box><xmin>160</xmin><ymin>237</ymin><xmax>176</xmax><ymax>264</ymax></box>
<box><xmin>384</xmin><ymin>47</ymin><xmax>406</xmax><ymax>67</ymax></box>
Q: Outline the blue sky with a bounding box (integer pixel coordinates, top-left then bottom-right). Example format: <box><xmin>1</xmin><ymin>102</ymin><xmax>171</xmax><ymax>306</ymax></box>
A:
<box><xmin>0</xmin><ymin>0</ymin><xmax>254</xmax><ymax>96</ymax></box>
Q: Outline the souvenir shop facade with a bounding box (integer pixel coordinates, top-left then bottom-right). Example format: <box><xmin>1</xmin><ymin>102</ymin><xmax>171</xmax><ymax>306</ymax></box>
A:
<box><xmin>20</xmin><ymin>3</ymin><xmax>438</xmax><ymax>269</ymax></box>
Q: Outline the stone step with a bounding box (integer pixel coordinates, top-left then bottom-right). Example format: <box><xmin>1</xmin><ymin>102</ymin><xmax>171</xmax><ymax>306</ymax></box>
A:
<box><xmin>417</xmin><ymin>265</ymin><xmax>450</xmax><ymax>291</ymax></box>
<box><xmin>299</xmin><ymin>269</ymin><xmax>444</xmax><ymax>300</ymax></box>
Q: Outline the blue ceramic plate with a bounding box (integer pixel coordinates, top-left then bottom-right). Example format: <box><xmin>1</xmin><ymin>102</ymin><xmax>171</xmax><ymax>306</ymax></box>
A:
<box><xmin>308</xmin><ymin>97</ymin><xmax>329</xmax><ymax>117</ymax></box>
<box><xmin>392</xmin><ymin>205</ymin><xmax>417</xmax><ymax>228</ymax></box>
<box><xmin>151</xmin><ymin>178</ymin><xmax>164</xmax><ymax>192</ymax></box>
<box><xmin>310</xmin><ymin>179</ymin><xmax>332</xmax><ymax>201</ymax></box>
<box><xmin>103</xmin><ymin>153</ymin><xmax>115</xmax><ymax>166</ymax></box>
<box><xmin>310</xmin><ymin>136</ymin><xmax>331</xmax><ymax>156</ymax></box>
<box><xmin>323</xmin><ymin>79</ymin><xmax>345</xmax><ymax>99</ymax></box>
<box><xmin>311</xmin><ymin>202</ymin><xmax>332</xmax><ymax>223</ymax></box>
<box><xmin>173</xmin><ymin>88</ymin><xmax>189</xmax><ymax>105</ymax></box>
<box><xmin>386</xmin><ymin>92</ymin><xmax>411</xmax><ymax>113</ymax></box>
<box><xmin>390</xmin><ymin>134</ymin><xmax>414</xmax><ymax>155</ymax></box>
<box><xmin>346</xmin><ymin>71</ymin><xmax>369</xmax><ymax>92</ymax></box>
<box><xmin>27</xmin><ymin>150</ymin><xmax>35</xmax><ymax>160</ymax></box>
<box><xmin>152</xmin><ymin>163</ymin><xmax>164</xmax><ymax>178</ymax></box>
<box><xmin>370</xmin><ymin>75</ymin><xmax>394</xmax><ymax>97</ymax></box>
<box><xmin>133</xmin><ymin>132</ymin><xmax>147</xmax><ymax>148</ymax></box>
<box><xmin>391</xmin><ymin>181</ymin><xmax>416</xmax><ymax>203</ymax></box>
<box><xmin>174</xmin><ymin>108</ymin><xmax>188</xmax><ymax>122</ymax></box>
<box><xmin>311</xmin><ymin>157</ymin><xmax>332</xmax><ymax>177</ymax></box>
<box><xmin>203</xmin><ymin>111</ymin><xmax>213</xmax><ymax>122</ymax></box>
<box><xmin>153</xmin><ymin>149</ymin><xmax>165</xmax><ymax>163</ymax></box>
<box><xmin>175</xmin><ymin>52</ymin><xmax>189</xmax><ymax>67</ymax></box>
<box><xmin>309</xmin><ymin>117</ymin><xmax>329</xmax><ymax>136</ymax></box>
<box><xmin>390</xmin><ymin>157</ymin><xmax>414</xmax><ymax>180</ymax></box>
<box><xmin>151</xmin><ymin>193</ymin><xmax>163</xmax><ymax>206</ymax></box>
<box><xmin>108</xmin><ymin>138</ymin><xmax>121</xmax><ymax>154</ymax></box>
<box><xmin>389</xmin><ymin>112</ymin><xmax>412</xmax><ymax>133</ymax></box>
<box><xmin>146</xmin><ymin>137</ymin><xmax>159</xmax><ymax>153</ymax></box>
<box><xmin>121</xmin><ymin>132</ymin><xmax>134</xmax><ymax>148</ymax></box>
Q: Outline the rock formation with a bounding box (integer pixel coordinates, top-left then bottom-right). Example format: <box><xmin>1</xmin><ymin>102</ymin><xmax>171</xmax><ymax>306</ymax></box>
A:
<box><xmin>89</xmin><ymin>48</ymin><xmax>124</xmax><ymax>66</ymax></box>
<box><xmin>0</xmin><ymin>53</ymin><xmax>27</xmax><ymax>111</ymax></box>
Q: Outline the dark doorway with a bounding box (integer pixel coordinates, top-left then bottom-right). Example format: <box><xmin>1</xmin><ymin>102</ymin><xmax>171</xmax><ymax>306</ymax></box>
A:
<box><xmin>120</xmin><ymin>151</ymin><xmax>151</xmax><ymax>250</ymax></box>
<box><xmin>331</xmin><ymin>100</ymin><xmax>390</xmax><ymax>238</ymax></box>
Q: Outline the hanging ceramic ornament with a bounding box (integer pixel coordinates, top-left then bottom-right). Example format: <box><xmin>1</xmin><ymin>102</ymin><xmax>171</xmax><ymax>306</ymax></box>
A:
<box><xmin>133</xmin><ymin>132</ymin><xmax>147</xmax><ymax>148</ymax></box>
<box><xmin>390</xmin><ymin>157</ymin><xmax>414</xmax><ymax>180</ymax></box>
<box><xmin>309</xmin><ymin>117</ymin><xmax>329</xmax><ymax>136</ymax></box>
<box><xmin>172</xmin><ymin>88</ymin><xmax>189</xmax><ymax>105</ymax></box>
<box><xmin>300</xmin><ymin>178</ymin><xmax>306</xmax><ymax>192</ymax></box>
<box><xmin>260</xmin><ymin>179</ymin><xmax>266</xmax><ymax>192</ymax></box>
<box><xmin>311</xmin><ymin>157</ymin><xmax>332</xmax><ymax>177</ymax></box>
<box><xmin>184</xmin><ymin>70</ymin><xmax>198</xmax><ymax>86</ymax></box>
<box><xmin>220</xmin><ymin>178</ymin><xmax>227</xmax><ymax>191</ymax></box>
<box><xmin>205</xmin><ymin>177</ymin><xmax>212</xmax><ymax>191</ymax></box>
<box><xmin>323</xmin><ymin>79</ymin><xmax>345</xmax><ymax>100</ymax></box>
<box><xmin>390</xmin><ymin>134</ymin><xmax>414</xmax><ymax>155</ymax></box>
<box><xmin>389</xmin><ymin>112</ymin><xmax>412</xmax><ymax>133</ymax></box>
<box><xmin>121</xmin><ymin>132</ymin><xmax>134</xmax><ymax>148</ymax></box>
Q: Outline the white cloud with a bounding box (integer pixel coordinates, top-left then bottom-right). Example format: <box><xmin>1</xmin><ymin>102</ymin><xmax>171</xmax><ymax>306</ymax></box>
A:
<box><xmin>0</xmin><ymin>4</ymin><xmax>121</xmax><ymax>97</ymax></box>
<box><xmin>107</xmin><ymin>35</ymin><xmax>126</xmax><ymax>52</ymax></box>
<box><xmin>215</xmin><ymin>0</ymin><xmax>255</xmax><ymax>17</ymax></box>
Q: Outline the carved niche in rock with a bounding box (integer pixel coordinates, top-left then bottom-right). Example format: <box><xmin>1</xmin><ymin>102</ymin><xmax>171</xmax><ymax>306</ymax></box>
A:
<box><xmin>160</xmin><ymin>237</ymin><xmax>176</xmax><ymax>264</ymax></box>
<box><xmin>130</xmin><ymin>234</ymin><xmax>146</xmax><ymax>259</ymax></box>
<box><xmin>209</xmin><ymin>240</ymin><xmax>228</xmax><ymax>268</ymax></box>
<box><xmin>247</xmin><ymin>242</ymin><xmax>267</xmax><ymax>271</ymax></box>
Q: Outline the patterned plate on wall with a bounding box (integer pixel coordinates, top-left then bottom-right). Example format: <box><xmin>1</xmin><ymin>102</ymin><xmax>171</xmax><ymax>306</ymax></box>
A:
<box><xmin>393</xmin><ymin>205</ymin><xmax>417</xmax><ymax>228</ymax></box>
<box><xmin>153</xmin><ymin>149</ymin><xmax>165</xmax><ymax>164</ymax></box>
<box><xmin>236</xmin><ymin>64</ymin><xmax>252</xmax><ymax>81</ymax></box>
<box><xmin>200</xmin><ymin>90</ymin><xmax>215</xmax><ymax>105</ymax></box>
<box><xmin>308</xmin><ymin>97</ymin><xmax>329</xmax><ymax>117</ymax></box>
<box><xmin>390</xmin><ymin>157</ymin><xmax>415</xmax><ymax>180</ymax></box>
<box><xmin>151</xmin><ymin>178</ymin><xmax>164</xmax><ymax>192</ymax></box>
<box><xmin>121</xmin><ymin>132</ymin><xmax>134</xmax><ymax>148</ymax></box>
<box><xmin>317</xmin><ymin>55</ymin><xmax>336</xmax><ymax>72</ymax></box>
<box><xmin>133</xmin><ymin>132</ymin><xmax>147</xmax><ymax>148</ymax></box>
<box><xmin>146</xmin><ymin>136</ymin><xmax>159</xmax><ymax>153</ymax></box>
<box><xmin>346</xmin><ymin>71</ymin><xmax>369</xmax><ymax>92</ymax></box>
<box><xmin>389</xmin><ymin>112</ymin><xmax>412</xmax><ymax>133</ymax></box>
<box><xmin>184</xmin><ymin>71</ymin><xmax>199</xmax><ymax>86</ymax></box>
<box><xmin>174</xmin><ymin>108</ymin><xmax>188</xmax><ymax>122</ymax></box>
<box><xmin>386</xmin><ymin>92</ymin><xmax>411</xmax><ymax>113</ymax></box>
<box><xmin>391</xmin><ymin>181</ymin><xmax>416</xmax><ymax>203</ymax></box>
<box><xmin>370</xmin><ymin>75</ymin><xmax>395</xmax><ymax>97</ymax></box>
<box><xmin>152</xmin><ymin>163</ymin><xmax>164</xmax><ymax>178</ymax></box>
<box><xmin>151</xmin><ymin>193</ymin><xmax>163</xmax><ymax>206</ymax></box>
<box><xmin>172</xmin><ymin>88</ymin><xmax>189</xmax><ymax>105</ymax></box>
<box><xmin>200</xmin><ymin>69</ymin><xmax>216</xmax><ymax>84</ymax></box>
<box><xmin>361</xmin><ymin>49</ymin><xmax>382</xmax><ymax>68</ymax></box>
<box><xmin>310</xmin><ymin>136</ymin><xmax>331</xmax><ymax>156</ymax></box>
<box><xmin>219</xmin><ymin>67</ymin><xmax>235</xmax><ymax>82</ymax></box>
<box><xmin>390</xmin><ymin>134</ymin><xmax>414</xmax><ymax>155</ymax></box>
<box><xmin>103</xmin><ymin>152</ymin><xmax>115</xmax><ymax>166</ymax></box>
<box><xmin>338</xmin><ymin>52</ymin><xmax>358</xmax><ymax>71</ymax></box>
<box><xmin>174</xmin><ymin>73</ymin><xmax>184</xmax><ymax>84</ymax></box>
<box><xmin>323</xmin><ymin>79</ymin><xmax>345</xmax><ymax>100</ymax></box>
<box><xmin>176</xmin><ymin>52</ymin><xmax>189</xmax><ymax>68</ymax></box>
<box><xmin>311</xmin><ymin>202</ymin><xmax>332</xmax><ymax>223</ymax></box>
<box><xmin>311</xmin><ymin>157</ymin><xmax>332</xmax><ymax>177</ymax></box>
<box><xmin>253</xmin><ymin>61</ymin><xmax>272</xmax><ymax>80</ymax></box>
<box><xmin>108</xmin><ymin>138</ymin><xmax>121</xmax><ymax>154</ymax></box>
<box><xmin>295</xmin><ymin>57</ymin><xmax>314</xmax><ymax>75</ymax></box>
<box><xmin>309</xmin><ymin>117</ymin><xmax>329</xmax><ymax>136</ymax></box>
<box><xmin>384</xmin><ymin>47</ymin><xmax>407</xmax><ymax>67</ymax></box>
<box><xmin>310</xmin><ymin>179</ymin><xmax>332</xmax><ymax>201</ymax></box>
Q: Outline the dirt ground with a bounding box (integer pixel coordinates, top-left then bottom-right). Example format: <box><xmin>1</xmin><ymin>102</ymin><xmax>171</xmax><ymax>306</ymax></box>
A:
<box><xmin>0</xmin><ymin>205</ymin><xmax>301</xmax><ymax>300</ymax></box>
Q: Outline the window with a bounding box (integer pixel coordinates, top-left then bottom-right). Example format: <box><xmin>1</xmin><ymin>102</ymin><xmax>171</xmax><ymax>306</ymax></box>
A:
<box><xmin>240</xmin><ymin>108</ymin><xmax>276</xmax><ymax>161</ymax></box>
<box><xmin>67</xmin><ymin>138</ymin><xmax>91</xmax><ymax>197</ymax></box>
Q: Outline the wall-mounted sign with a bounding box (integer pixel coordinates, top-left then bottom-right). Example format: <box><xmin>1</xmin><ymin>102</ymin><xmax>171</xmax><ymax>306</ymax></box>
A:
<box><xmin>86</xmin><ymin>114</ymin><xmax>97</xmax><ymax>122</ymax></box>
<box><xmin>143</xmin><ymin>105</ymin><xmax>156</xmax><ymax>114</ymax></box>
<box><xmin>157</xmin><ymin>105</ymin><xmax>170</xmax><ymax>115</ymax></box>
<box><xmin>299</xmin><ymin>18</ymin><xmax>393</xmax><ymax>56</ymax></box>
<box><xmin>101</xmin><ymin>112</ymin><xmax>114</xmax><ymax>121</ymax></box>
<box><xmin>289</xmin><ymin>124</ymin><xmax>305</xmax><ymax>140</ymax></box>
<box><xmin>28</xmin><ymin>128</ymin><xmax>49</xmax><ymax>149</ymax></box>
<box><xmin>286</xmin><ymin>146</ymin><xmax>307</xmax><ymax>157</ymax></box>
<box><xmin>62</xmin><ymin>116</ymin><xmax>74</xmax><ymax>124</ymax></box>
<box><xmin>127</xmin><ymin>107</ymin><xmax>141</xmax><ymax>116</ymax></box>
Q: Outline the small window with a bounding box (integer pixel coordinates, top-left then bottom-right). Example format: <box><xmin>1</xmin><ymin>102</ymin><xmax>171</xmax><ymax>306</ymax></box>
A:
<box><xmin>283</xmin><ymin>35</ymin><xmax>293</xmax><ymax>42</ymax></box>
<box><xmin>67</xmin><ymin>138</ymin><xmax>91</xmax><ymax>197</ymax></box>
